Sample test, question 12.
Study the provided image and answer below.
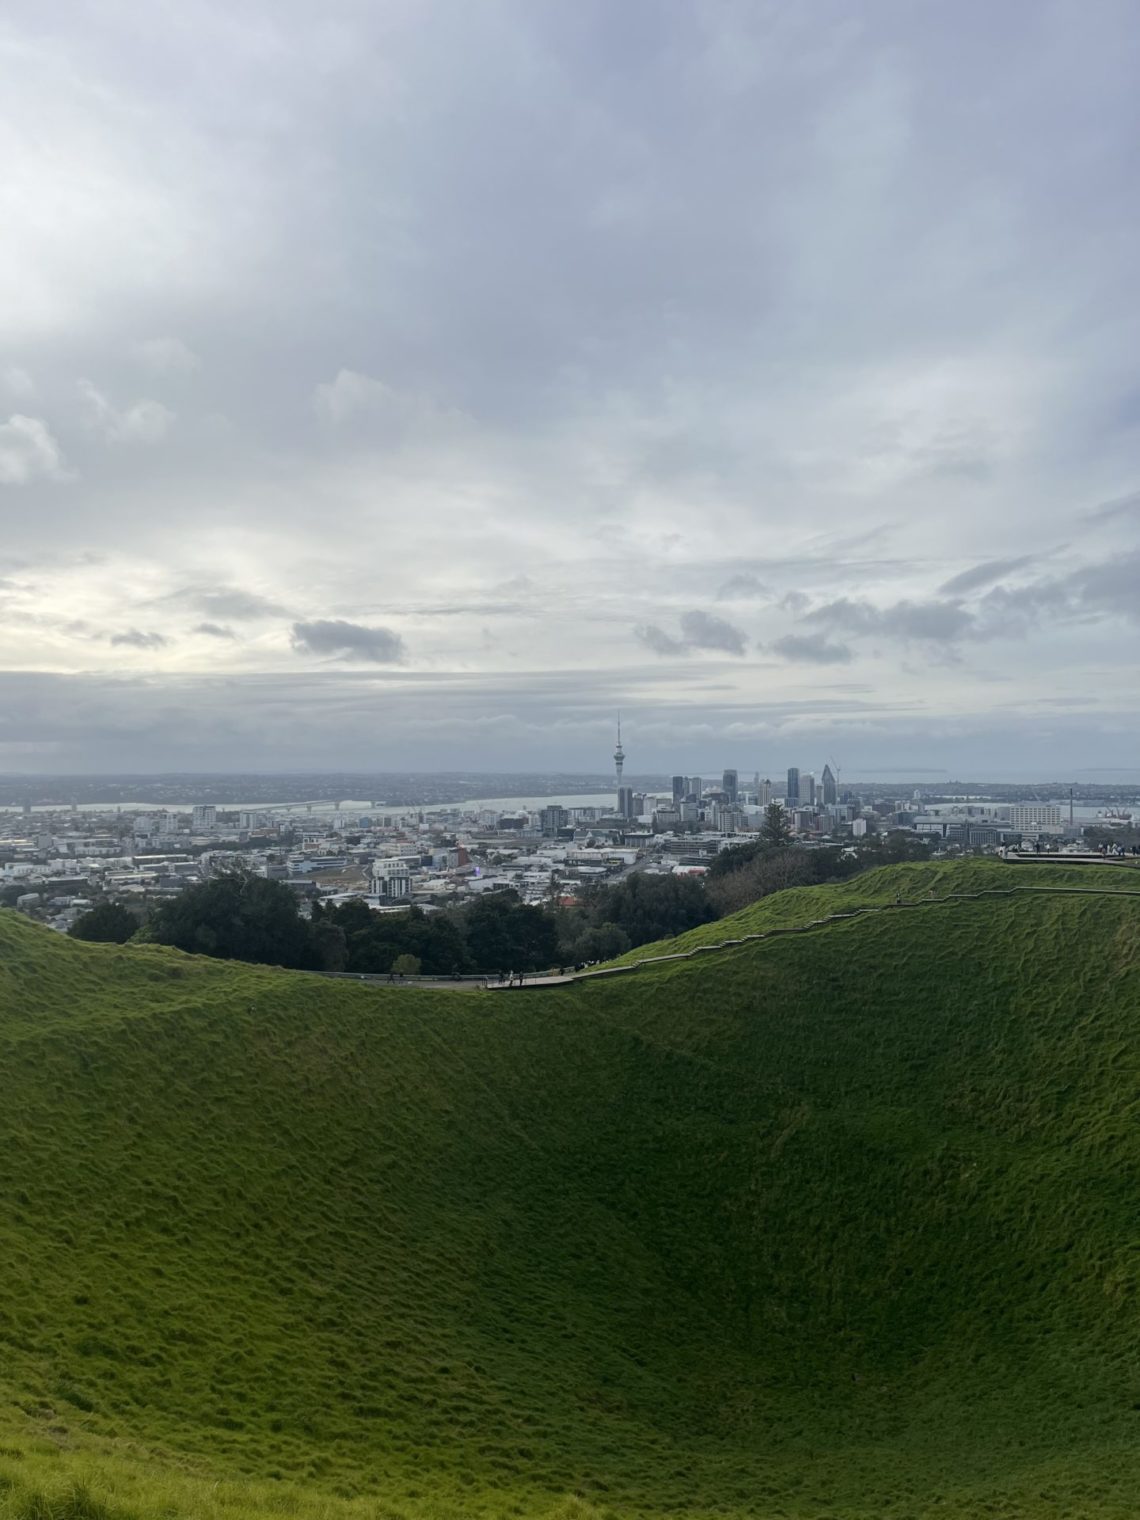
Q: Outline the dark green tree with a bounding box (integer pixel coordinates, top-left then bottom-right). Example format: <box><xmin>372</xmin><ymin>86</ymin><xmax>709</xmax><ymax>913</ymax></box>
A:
<box><xmin>566</xmin><ymin>922</ymin><xmax>631</xmax><ymax>964</ymax></box>
<box><xmin>321</xmin><ymin>901</ymin><xmax>470</xmax><ymax>976</ymax></box>
<box><xmin>311</xmin><ymin>919</ymin><xmax>348</xmax><ymax>972</ymax></box>
<box><xmin>585</xmin><ymin>872</ymin><xmax>715</xmax><ymax>949</ymax></box>
<box><xmin>463</xmin><ymin>891</ymin><xmax>559</xmax><ymax>973</ymax></box>
<box><xmin>760</xmin><ymin>802</ymin><xmax>794</xmax><ymax>848</ymax></box>
<box><xmin>146</xmin><ymin>866</ymin><xmax>318</xmax><ymax>968</ymax></box>
<box><xmin>69</xmin><ymin>901</ymin><xmax>138</xmax><ymax>944</ymax></box>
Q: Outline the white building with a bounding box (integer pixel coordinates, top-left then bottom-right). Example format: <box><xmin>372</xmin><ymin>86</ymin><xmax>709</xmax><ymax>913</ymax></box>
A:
<box><xmin>1004</xmin><ymin>805</ymin><xmax>1062</xmax><ymax>832</ymax></box>
<box><xmin>371</xmin><ymin>857</ymin><xmax>412</xmax><ymax>901</ymax></box>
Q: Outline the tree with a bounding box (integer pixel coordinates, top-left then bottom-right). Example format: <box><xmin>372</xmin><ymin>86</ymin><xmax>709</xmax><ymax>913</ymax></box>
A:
<box><xmin>585</xmin><ymin>873</ymin><xmax>715</xmax><ymax>949</ymax></box>
<box><xmin>321</xmin><ymin>901</ymin><xmax>470</xmax><ymax>975</ymax></box>
<box><xmin>760</xmin><ymin>802</ymin><xmax>794</xmax><ymax>849</ymax></box>
<box><xmin>566</xmin><ymin>922</ymin><xmax>631</xmax><ymax>964</ymax></box>
<box><xmin>705</xmin><ymin>849</ymin><xmax>815</xmax><ymax>915</ymax></box>
<box><xmin>69</xmin><ymin>901</ymin><xmax>138</xmax><ymax>944</ymax></box>
<box><xmin>391</xmin><ymin>953</ymin><xmax>422</xmax><ymax>977</ymax></box>
<box><xmin>311</xmin><ymin>919</ymin><xmax>348</xmax><ymax>972</ymax></box>
<box><xmin>146</xmin><ymin>866</ymin><xmax>318</xmax><ymax>968</ymax></box>
<box><xmin>463</xmin><ymin>891</ymin><xmax>560</xmax><ymax>972</ymax></box>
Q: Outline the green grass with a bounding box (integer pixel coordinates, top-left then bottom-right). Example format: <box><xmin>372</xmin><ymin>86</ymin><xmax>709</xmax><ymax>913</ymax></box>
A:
<box><xmin>0</xmin><ymin>860</ymin><xmax>1138</xmax><ymax>1518</ymax></box>
<box><xmin>603</xmin><ymin>855</ymin><xmax>1140</xmax><ymax>964</ymax></box>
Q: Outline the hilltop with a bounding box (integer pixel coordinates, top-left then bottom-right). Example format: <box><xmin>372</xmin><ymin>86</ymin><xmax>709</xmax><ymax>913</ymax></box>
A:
<box><xmin>0</xmin><ymin>860</ymin><xmax>1138</xmax><ymax>1520</ymax></box>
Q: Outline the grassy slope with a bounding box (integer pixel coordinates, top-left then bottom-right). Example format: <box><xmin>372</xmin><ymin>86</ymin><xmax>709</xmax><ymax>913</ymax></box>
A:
<box><xmin>604</xmin><ymin>855</ymin><xmax>1140</xmax><ymax>964</ymax></box>
<box><xmin>0</xmin><ymin>867</ymin><xmax>1138</xmax><ymax>1520</ymax></box>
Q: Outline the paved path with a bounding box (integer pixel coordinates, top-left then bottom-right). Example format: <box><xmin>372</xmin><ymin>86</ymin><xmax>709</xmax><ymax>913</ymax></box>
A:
<box><xmin>315</xmin><ymin>877</ymin><xmax>1140</xmax><ymax>995</ymax></box>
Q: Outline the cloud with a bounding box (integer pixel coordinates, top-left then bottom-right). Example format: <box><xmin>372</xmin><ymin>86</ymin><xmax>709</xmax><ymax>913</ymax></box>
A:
<box><xmin>1084</xmin><ymin>488</ymin><xmax>1140</xmax><ymax>523</ymax></box>
<box><xmin>771</xmin><ymin>633</ymin><xmax>853</xmax><ymax>664</ymax></box>
<box><xmin>679</xmin><ymin>609</ymin><xmax>747</xmax><ymax>655</ymax></box>
<box><xmin>806</xmin><ymin>597</ymin><xmax>975</xmax><ymax>642</ymax></box>
<box><xmin>634</xmin><ymin>623</ymin><xmax>687</xmax><ymax>657</ymax></box>
<box><xmin>291</xmin><ymin>618</ymin><xmax>406</xmax><ymax>663</ymax></box>
<box><xmin>1</xmin><ymin>3</ymin><xmax>1139</xmax><ymax>770</ymax></box>
<box><xmin>109</xmin><ymin>629</ymin><xmax>168</xmax><ymax>649</ymax></box>
<box><xmin>132</xmin><ymin>337</ymin><xmax>200</xmax><ymax>375</ymax></box>
<box><xmin>0</xmin><ymin>415</ymin><xmax>72</xmax><ymax>485</ymax></box>
<box><xmin>938</xmin><ymin>556</ymin><xmax>1035</xmax><ymax>596</ymax></box>
<box><xmin>188</xmin><ymin>587</ymin><xmax>290</xmax><ymax>620</ymax></box>
<box><xmin>314</xmin><ymin>369</ymin><xmax>397</xmax><ymax>428</ymax></box>
<box><xmin>2</xmin><ymin>367</ymin><xmax>37</xmax><ymax>400</ymax></box>
<box><xmin>193</xmin><ymin>621</ymin><xmax>237</xmax><ymax>640</ymax></box>
<box><xmin>635</xmin><ymin>610</ymin><xmax>747</xmax><ymax>658</ymax></box>
<box><xmin>78</xmin><ymin>380</ymin><xmax>174</xmax><ymax>444</ymax></box>
<box><xmin>1066</xmin><ymin>551</ymin><xmax>1140</xmax><ymax>623</ymax></box>
<box><xmin>717</xmin><ymin>573</ymin><xmax>770</xmax><ymax>600</ymax></box>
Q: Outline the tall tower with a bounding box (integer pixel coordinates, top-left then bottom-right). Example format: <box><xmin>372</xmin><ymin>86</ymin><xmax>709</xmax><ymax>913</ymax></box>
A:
<box><xmin>614</xmin><ymin>717</ymin><xmax>625</xmax><ymax>788</ymax></box>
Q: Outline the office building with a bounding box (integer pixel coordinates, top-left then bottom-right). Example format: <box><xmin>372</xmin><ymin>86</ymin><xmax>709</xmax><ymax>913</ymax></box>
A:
<box><xmin>802</xmin><ymin>772</ymin><xmax>816</xmax><ymax>806</ymax></box>
<box><xmin>540</xmin><ymin>805</ymin><xmax>569</xmax><ymax>837</ymax></box>
<box><xmin>722</xmin><ymin>769</ymin><xmax>738</xmax><ymax>805</ymax></box>
<box><xmin>1005</xmin><ymin>805</ymin><xmax>1062</xmax><ymax>832</ymax></box>
<box><xmin>821</xmin><ymin>764</ymin><xmax>837</xmax><ymax>806</ymax></box>
<box><xmin>786</xmin><ymin>767</ymin><xmax>800</xmax><ymax>804</ymax></box>
<box><xmin>672</xmin><ymin>775</ymin><xmax>686</xmax><ymax>804</ymax></box>
<box><xmin>618</xmin><ymin>785</ymin><xmax>635</xmax><ymax>820</ymax></box>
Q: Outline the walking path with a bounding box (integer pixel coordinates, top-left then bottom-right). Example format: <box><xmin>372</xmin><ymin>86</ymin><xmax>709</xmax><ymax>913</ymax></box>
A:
<box><xmin>317</xmin><ymin>878</ymin><xmax>1140</xmax><ymax>994</ymax></box>
<box><xmin>486</xmin><ymin>881</ymin><xmax>1140</xmax><ymax>990</ymax></box>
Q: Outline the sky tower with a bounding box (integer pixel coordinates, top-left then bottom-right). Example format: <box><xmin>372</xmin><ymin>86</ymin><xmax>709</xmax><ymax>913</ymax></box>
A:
<box><xmin>614</xmin><ymin>717</ymin><xmax>625</xmax><ymax>787</ymax></box>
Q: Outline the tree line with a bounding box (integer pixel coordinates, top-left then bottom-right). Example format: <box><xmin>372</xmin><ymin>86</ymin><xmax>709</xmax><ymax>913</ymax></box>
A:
<box><xmin>67</xmin><ymin>805</ymin><xmax>932</xmax><ymax>974</ymax></box>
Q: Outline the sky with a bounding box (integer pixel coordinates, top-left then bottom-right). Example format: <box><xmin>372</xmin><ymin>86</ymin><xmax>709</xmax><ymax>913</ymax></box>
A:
<box><xmin>1</xmin><ymin>0</ymin><xmax>1139</xmax><ymax>779</ymax></box>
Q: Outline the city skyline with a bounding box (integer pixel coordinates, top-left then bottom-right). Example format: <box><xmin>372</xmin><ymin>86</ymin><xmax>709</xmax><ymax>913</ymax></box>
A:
<box><xmin>2</xmin><ymin>2</ymin><xmax>1139</xmax><ymax>774</ymax></box>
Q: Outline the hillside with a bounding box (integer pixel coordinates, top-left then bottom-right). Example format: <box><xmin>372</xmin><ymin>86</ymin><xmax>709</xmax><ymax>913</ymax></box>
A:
<box><xmin>0</xmin><ymin>865</ymin><xmax>1138</xmax><ymax>1520</ymax></box>
<box><xmin>604</xmin><ymin>855</ymin><xmax>1140</xmax><ymax>965</ymax></box>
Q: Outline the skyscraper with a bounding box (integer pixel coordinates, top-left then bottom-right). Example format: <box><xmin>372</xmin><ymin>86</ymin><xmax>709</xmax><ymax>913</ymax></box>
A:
<box><xmin>618</xmin><ymin>785</ymin><xmax>635</xmax><ymax>820</ymax></box>
<box><xmin>722</xmin><ymin>768</ymin><xmax>738</xmax><ymax>804</ymax></box>
<box><xmin>759</xmin><ymin>778</ymin><xmax>772</xmax><ymax>806</ymax></box>
<box><xmin>672</xmin><ymin>775</ymin><xmax>686</xmax><ymax>804</ymax></box>
<box><xmin>786</xmin><ymin>767</ymin><xmax>800</xmax><ymax>804</ymax></box>
<box><xmin>821</xmin><ymin>763</ymin><xmax>837</xmax><ymax>806</ymax></box>
<box><xmin>802</xmin><ymin>772</ymin><xmax>816</xmax><ymax>806</ymax></box>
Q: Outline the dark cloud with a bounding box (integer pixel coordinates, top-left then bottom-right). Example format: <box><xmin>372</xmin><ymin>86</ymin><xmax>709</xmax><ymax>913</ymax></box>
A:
<box><xmin>770</xmin><ymin>633</ymin><xmax>853</xmax><ymax>665</ymax></box>
<box><xmin>109</xmin><ymin>629</ymin><xmax>168</xmax><ymax>649</ymax></box>
<box><xmin>806</xmin><ymin>597</ymin><xmax>975</xmax><ymax>643</ymax></box>
<box><xmin>938</xmin><ymin>556</ymin><xmax>1035</xmax><ymax>596</ymax></box>
<box><xmin>4</xmin><ymin>667</ymin><xmax>1139</xmax><ymax>778</ymax></box>
<box><xmin>636</xmin><ymin>610</ymin><xmax>747</xmax><ymax>658</ymax></box>
<box><xmin>1066</xmin><ymin>552</ymin><xmax>1140</xmax><ymax>623</ymax></box>
<box><xmin>679</xmin><ymin>610</ymin><xmax>747</xmax><ymax>655</ymax></box>
<box><xmin>291</xmin><ymin>619</ymin><xmax>406</xmax><ymax>663</ymax></box>
<box><xmin>634</xmin><ymin>624</ymin><xmax>687</xmax><ymax>657</ymax></box>
<box><xmin>193</xmin><ymin>622</ymin><xmax>237</xmax><ymax>640</ymax></box>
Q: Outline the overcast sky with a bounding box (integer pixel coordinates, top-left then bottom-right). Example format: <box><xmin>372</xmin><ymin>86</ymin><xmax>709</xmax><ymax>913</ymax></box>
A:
<box><xmin>2</xmin><ymin>1</ymin><xmax>1138</xmax><ymax>778</ymax></box>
